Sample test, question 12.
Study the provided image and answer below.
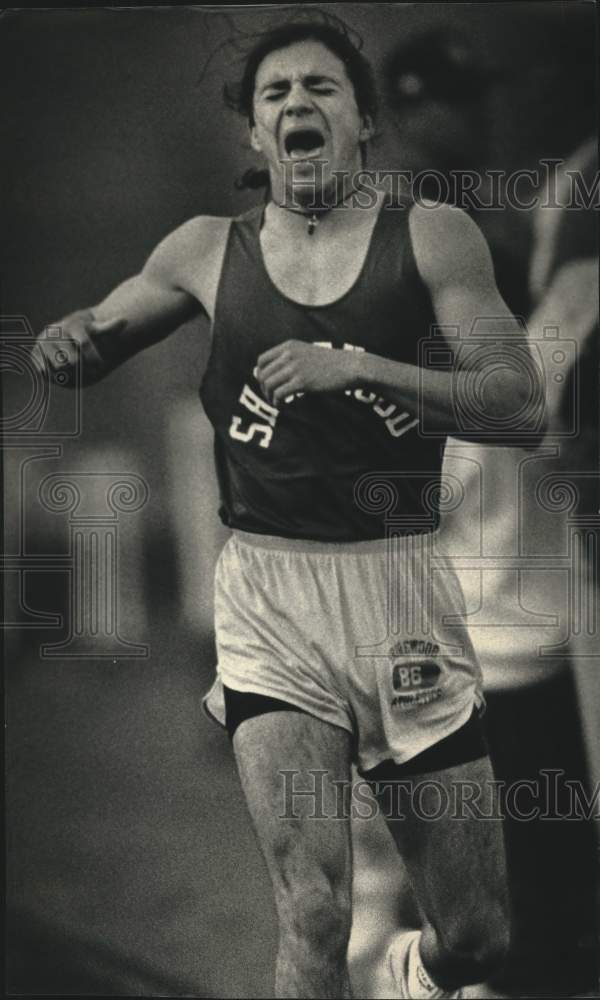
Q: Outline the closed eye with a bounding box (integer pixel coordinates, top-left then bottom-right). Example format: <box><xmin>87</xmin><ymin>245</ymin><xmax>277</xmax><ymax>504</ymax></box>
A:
<box><xmin>262</xmin><ymin>85</ymin><xmax>337</xmax><ymax>100</ymax></box>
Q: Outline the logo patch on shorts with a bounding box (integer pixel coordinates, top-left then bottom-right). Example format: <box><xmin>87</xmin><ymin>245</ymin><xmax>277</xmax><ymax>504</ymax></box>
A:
<box><xmin>390</xmin><ymin>639</ymin><xmax>440</xmax><ymax>658</ymax></box>
<box><xmin>389</xmin><ymin>640</ymin><xmax>442</xmax><ymax>708</ymax></box>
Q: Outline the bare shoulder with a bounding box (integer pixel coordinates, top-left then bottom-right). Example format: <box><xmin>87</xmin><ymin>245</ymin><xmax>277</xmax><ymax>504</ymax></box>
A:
<box><xmin>149</xmin><ymin>215</ymin><xmax>232</xmax><ymax>276</ymax></box>
<box><xmin>144</xmin><ymin>215</ymin><xmax>232</xmax><ymax>316</ymax></box>
<box><xmin>170</xmin><ymin>214</ymin><xmax>232</xmax><ymax>247</ymax></box>
<box><xmin>408</xmin><ymin>201</ymin><xmax>493</xmax><ymax>290</ymax></box>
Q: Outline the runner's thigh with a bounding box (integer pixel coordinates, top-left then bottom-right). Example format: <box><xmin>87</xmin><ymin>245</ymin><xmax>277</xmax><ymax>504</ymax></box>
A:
<box><xmin>380</xmin><ymin>755</ymin><xmax>507</xmax><ymax>929</ymax></box>
<box><xmin>232</xmin><ymin>710</ymin><xmax>354</xmax><ymax>916</ymax></box>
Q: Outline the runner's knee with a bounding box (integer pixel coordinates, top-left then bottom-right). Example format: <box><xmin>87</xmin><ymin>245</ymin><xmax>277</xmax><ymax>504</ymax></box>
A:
<box><xmin>276</xmin><ymin>875</ymin><xmax>352</xmax><ymax>960</ymax></box>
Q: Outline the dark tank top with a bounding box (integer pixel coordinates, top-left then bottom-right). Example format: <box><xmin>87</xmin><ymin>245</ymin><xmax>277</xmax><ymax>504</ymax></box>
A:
<box><xmin>199</xmin><ymin>196</ymin><xmax>446</xmax><ymax>541</ymax></box>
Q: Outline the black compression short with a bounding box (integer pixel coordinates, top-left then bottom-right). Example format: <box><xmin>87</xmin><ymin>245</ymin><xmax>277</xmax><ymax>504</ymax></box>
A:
<box><xmin>224</xmin><ymin>686</ymin><xmax>304</xmax><ymax>739</ymax></box>
<box><xmin>223</xmin><ymin>685</ymin><xmax>488</xmax><ymax>775</ymax></box>
<box><xmin>360</xmin><ymin>706</ymin><xmax>488</xmax><ymax>780</ymax></box>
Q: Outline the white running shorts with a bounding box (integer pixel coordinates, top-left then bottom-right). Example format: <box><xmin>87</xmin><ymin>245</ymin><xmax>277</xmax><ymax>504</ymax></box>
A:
<box><xmin>203</xmin><ymin>529</ymin><xmax>484</xmax><ymax>772</ymax></box>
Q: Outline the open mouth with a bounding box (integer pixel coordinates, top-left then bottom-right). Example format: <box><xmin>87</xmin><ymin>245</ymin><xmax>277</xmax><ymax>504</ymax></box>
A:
<box><xmin>283</xmin><ymin>128</ymin><xmax>325</xmax><ymax>160</ymax></box>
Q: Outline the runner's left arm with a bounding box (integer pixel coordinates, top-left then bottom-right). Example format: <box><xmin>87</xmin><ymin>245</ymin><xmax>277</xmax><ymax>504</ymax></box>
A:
<box><xmin>256</xmin><ymin>204</ymin><xmax>547</xmax><ymax>448</ymax></box>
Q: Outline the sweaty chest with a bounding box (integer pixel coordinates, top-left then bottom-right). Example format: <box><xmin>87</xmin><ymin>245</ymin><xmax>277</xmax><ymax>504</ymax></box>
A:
<box><xmin>260</xmin><ymin>222</ymin><xmax>376</xmax><ymax>307</ymax></box>
<box><xmin>210</xmin><ymin>204</ymin><xmax>433</xmax><ymax>369</ymax></box>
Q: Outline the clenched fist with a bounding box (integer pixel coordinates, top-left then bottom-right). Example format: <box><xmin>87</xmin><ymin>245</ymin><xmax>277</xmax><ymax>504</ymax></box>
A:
<box><xmin>32</xmin><ymin>310</ymin><xmax>126</xmax><ymax>388</ymax></box>
<box><xmin>256</xmin><ymin>340</ymin><xmax>362</xmax><ymax>406</ymax></box>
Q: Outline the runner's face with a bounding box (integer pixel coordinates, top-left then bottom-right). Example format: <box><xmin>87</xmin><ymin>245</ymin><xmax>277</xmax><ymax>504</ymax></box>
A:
<box><xmin>250</xmin><ymin>40</ymin><xmax>373</xmax><ymax>203</ymax></box>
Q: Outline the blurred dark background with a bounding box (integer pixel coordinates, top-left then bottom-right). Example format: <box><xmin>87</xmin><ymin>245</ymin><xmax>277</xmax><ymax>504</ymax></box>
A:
<box><xmin>2</xmin><ymin>4</ymin><xmax>598</xmax><ymax>996</ymax></box>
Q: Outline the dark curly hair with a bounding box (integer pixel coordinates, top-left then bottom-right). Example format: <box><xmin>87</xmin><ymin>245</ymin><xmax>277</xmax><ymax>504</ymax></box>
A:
<box><xmin>223</xmin><ymin>17</ymin><xmax>377</xmax><ymax>190</ymax></box>
<box><xmin>224</xmin><ymin>20</ymin><xmax>377</xmax><ymax>126</ymax></box>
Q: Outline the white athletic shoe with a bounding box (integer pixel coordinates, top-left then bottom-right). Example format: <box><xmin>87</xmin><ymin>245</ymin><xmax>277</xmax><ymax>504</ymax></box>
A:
<box><xmin>388</xmin><ymin>929</ymin><xmax>421</xmax><ymax>999</ymax></box>
<box><xmin>387</xmin><ymin>930</ymin><xmax>463</xmax><ymax>999</ymax></box>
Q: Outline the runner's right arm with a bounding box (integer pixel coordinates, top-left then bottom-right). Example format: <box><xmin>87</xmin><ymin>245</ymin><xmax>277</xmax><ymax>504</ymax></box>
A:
<box><xmin>32</xmin><ymin>219</ymin><xmax>208</xmax><ymax>386</ymax></box>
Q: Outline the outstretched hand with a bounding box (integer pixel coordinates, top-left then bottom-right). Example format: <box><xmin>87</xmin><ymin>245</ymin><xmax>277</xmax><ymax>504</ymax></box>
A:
<box><xmin>32</xmin><ymin>312</ymin><xmax>127</xmax><ymax>387</ymax></box>
<box><xmin>256</xmin><ymin>340</ymin><xmax>361</xmax><ymax>406</ymax></box>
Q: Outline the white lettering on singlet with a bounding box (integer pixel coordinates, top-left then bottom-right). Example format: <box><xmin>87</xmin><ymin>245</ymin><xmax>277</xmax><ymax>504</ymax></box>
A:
<box><xmin>229</xmin><ymin>416</ymin><xmax>274</xmax><ymax>448</ymax></box>
<box><xmin>373</xmin><ymin>399</ymin><xmax>395</xmax><ymax>418</ymax></box>
<box><xmin>343</xmin><ymin>344</ymin><xmax>365</xmax><ymax>397</ymax></box>
<box><xmin>228</xmin><ymin>384</ymin><xmax>279</xmax><ymax>448</ymax></box>
<box><xmin>238</xmin><ymin>385</ymin><xmax>279</xmax><ymax>426</ymax></box>
<box><xmin>386</xmin><ymin>414</ymin><xmax>420</xmax><ymax>437</ymax></box>
<box><xmin>355</xmin><ymin>389</ymin><xmax>377</xmax><ymax>404</ymax></box>
<box><xmin>339</xmin><ymin>344</ymin><xmax>420</xmax><ymax>436</ymax></box>
<box><xmin>354</xmin><ymin>390</ymin><xmax>419</xmax><ymax>438</ymax></box>
<box><xmin>228</xmin><ymin>341</ymin><xmax>420</xmax><ymax>450</ymax></box>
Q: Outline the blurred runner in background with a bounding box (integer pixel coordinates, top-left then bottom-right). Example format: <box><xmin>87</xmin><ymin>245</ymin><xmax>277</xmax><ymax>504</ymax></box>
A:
<box><xmin>350</xmin><ymin>27</ymin><xmax>598</xmax><ymax>996</ymax></box>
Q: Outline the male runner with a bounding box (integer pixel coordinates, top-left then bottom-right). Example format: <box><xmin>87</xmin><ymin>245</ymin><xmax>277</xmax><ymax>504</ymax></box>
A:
<box><xmin>34</xmin><ymin>20</ymin><xmax>546</xmax><ymax>1000</ymax></box>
